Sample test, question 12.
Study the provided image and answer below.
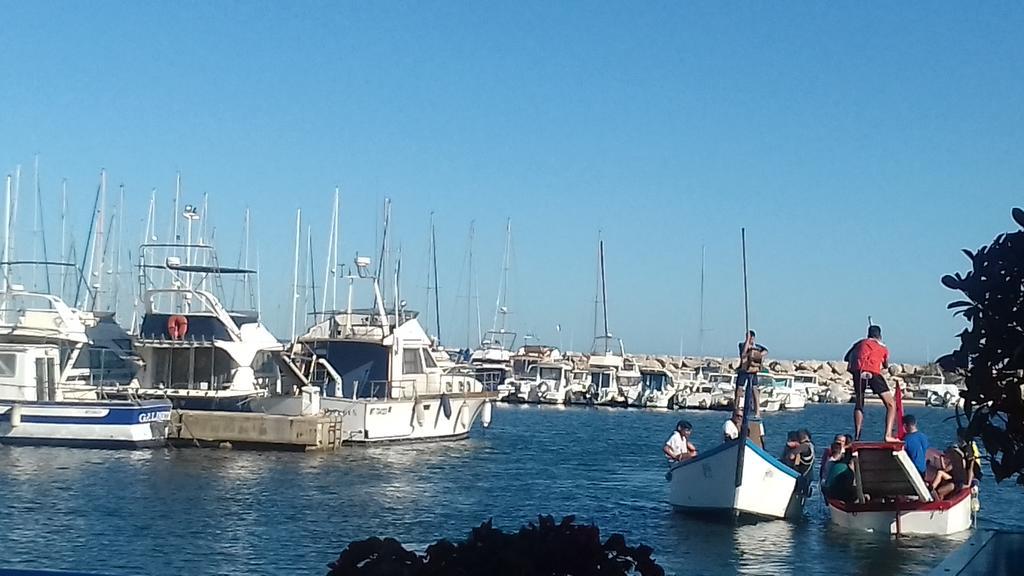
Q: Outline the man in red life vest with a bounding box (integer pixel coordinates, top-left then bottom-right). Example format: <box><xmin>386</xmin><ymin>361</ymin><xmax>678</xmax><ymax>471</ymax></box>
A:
<box><xmin>844</xmin><ymin>325</ymin><xmax>897</xmax><ymax>442</ymax></box>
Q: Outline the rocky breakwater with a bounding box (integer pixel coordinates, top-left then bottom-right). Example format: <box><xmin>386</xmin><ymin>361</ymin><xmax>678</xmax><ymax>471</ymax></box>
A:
<box><xmin>624</xmin><ymin>355</ymin><xmax>958</xmax><ymax>400</ymax></box>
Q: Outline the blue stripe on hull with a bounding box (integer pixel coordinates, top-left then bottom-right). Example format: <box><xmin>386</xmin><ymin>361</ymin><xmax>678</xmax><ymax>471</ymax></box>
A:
<box><xmin>0</xmin><ymin>436</ymin><xmax>166</xmax><ymax>449</ymax></box>
<box><xmin>0</xmin><ymin>402</ymin><xmax>172</xmax><ymax>426</ymax></box>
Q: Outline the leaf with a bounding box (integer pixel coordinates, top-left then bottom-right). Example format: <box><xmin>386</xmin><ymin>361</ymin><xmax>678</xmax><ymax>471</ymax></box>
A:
<box><xmin>947</xmin><ymin>300</ymin><xmax>974</xmax><ymax>309</ymax></box>
<box><xmin>941</xmin><ymin>274</ymin><xmax>961</xmax><ymax>290</ymax></box>
<box><xmin>1013</xmin><ymin>207</ymin><xmax>1024</xmax><ymax>228</ymax></box>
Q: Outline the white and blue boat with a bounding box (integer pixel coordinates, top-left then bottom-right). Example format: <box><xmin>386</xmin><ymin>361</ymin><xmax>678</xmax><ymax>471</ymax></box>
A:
<box><xmin>666</xmin><ymin>384</ymin><xmax>808</xmax><ymax>519</ymax></box>
<box><xmin>0</xmin><ymin>287</ymin><xmax>171</xmax><ymax>448</ymax></box>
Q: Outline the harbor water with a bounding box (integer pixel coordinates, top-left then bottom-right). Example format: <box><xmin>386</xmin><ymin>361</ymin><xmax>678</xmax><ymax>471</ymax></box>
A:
<box><xmin>1</xmin><ymin>403</ymin><xmax>1021</xmax><ymax>575</ymax></box>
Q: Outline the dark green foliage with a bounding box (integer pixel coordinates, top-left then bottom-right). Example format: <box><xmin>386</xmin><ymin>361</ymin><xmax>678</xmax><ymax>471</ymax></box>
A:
<box><xmin>938</xmin><ymin>208</ymin><xmax>1024</xmax><ymax>484</ymax></box>
<box><xmin>326</xmin><ymin>515</ymin><xmax>665</xmax><ymax>576</ymax></box>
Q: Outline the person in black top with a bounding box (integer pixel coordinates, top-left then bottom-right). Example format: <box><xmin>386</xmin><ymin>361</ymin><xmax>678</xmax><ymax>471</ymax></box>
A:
<box><xmin>735</xmin><ymin>330</ymin><xmax>768</xmax><ymax>417</ymax></box>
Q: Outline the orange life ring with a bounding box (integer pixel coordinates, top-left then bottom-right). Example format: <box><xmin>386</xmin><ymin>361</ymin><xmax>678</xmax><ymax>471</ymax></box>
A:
<box><xmin>167</xmin><ymin>315</ymin><xmax>189</xmax><ymax>340</ymax></box>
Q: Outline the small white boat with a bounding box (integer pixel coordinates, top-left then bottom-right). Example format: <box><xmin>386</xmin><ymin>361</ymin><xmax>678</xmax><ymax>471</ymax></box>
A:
<box><xmin>827</xmin><ymin>442</ymin><xmax>976</xmax><ymax>535</ymax></box>
<box><xmin>791</xmin><ymin>372</ymin><xmax>825</xmax><ymax>402</ymax></box>
<box><xmin>666</xmin><ymin>434</ymin><xmax>804</xmax><ymax>519</ymax></box>
<box><xmin>760</xmin><ymin>375</ymin><xmax>807</xmax><ymax>410</ymax></box>
<box><xmin>640</xmin><ymin>367</ymin><xmax>690</xmax><ymax>409</ymax></box>
<box><xmin>678</xmin><ymin>382</ymin><xmax>728</xmax><ymax>410</ymax></box>
<box><xmin>508</xmin><ymin>345</ymin><xmax>563</xmax><ymax>403</ymax></box>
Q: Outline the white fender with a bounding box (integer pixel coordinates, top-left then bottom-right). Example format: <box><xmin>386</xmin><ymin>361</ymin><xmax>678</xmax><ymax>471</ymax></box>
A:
<box><xmin>459</xmin><ymin>402</ymin><xmax>470</xmax><ymax>428</ymax></box>
<box><xmin>414</xmin><ymin>397</ymin><xmax>426</xmax><ymax>427</ymax></box>
<box><xmin>481</xmin><ymin>400</ymin><xmax>493</xmax><ymax>428</ymax></box>
<box><xmin>10</xmin><ymin>404</ymin><xmax>22</xmax><ymax>427</ymax></box>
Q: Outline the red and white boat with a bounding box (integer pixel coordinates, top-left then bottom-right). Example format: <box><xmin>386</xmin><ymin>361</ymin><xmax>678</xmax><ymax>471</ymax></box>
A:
<box><xmin>827</xmin><ymin>442</ymin><xmax>976</xmax><ymax>536</ymax></box>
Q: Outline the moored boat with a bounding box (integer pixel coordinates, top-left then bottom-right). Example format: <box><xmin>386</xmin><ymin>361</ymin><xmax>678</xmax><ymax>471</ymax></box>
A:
<box><xmin>0</xmin><ymin>286</ymin><xmax>170</xmax><ymax>448</ymax></box>
<box><xmin>261</xmin><ymin>256</ymin><xmax>495</xmax><ymax>443</ymax></box>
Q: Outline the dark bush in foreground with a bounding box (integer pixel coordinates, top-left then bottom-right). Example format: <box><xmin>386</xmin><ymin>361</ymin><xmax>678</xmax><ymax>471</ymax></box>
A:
<box><xmin>939</xmin><ymin>207</ymin><xmax>1024</xmax><ymax>485</ymax></box>
<box><xmin>326</xmin><ymin>515</ymin><xmax>664</xmax><ymax>576</ymax></box>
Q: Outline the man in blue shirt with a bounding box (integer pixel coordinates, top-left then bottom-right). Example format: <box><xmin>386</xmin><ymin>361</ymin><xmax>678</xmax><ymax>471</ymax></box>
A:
<box><xmin>902</xmin><ymin>414</ymin><xmax>929</xmax><ymax>475</ymax></box>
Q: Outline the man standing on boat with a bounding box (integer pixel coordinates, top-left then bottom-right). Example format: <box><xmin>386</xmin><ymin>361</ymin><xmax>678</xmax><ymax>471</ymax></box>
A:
<box><xmin>736</xmin><ymin>330</ymin><xmax>767</xmax><ymax>418</ymax></box>
<box><xmin>845</xmin><ymin>325</ymin><xmax>897</xmax><ymax>441</ymax></box>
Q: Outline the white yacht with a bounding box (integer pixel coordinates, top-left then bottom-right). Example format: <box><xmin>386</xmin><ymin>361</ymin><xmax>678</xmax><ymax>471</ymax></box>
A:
<box><xmin>0</xmin><ymin>286</ymin><xmax>170</xmax><ymax>448</ymax></box>
<box><xmin>117</xmin><ymin>244</ymin><xmax>284</xmax><ymax>411</ymax></box>
<box><xmin>263</xmin><ymin>257</ymin><xmax>494</xmax><ymax>443</ymax></box>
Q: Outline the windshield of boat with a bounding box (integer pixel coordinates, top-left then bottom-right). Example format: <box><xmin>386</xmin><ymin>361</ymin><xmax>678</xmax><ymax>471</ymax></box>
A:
<box><xmin>709</xmin><ymin>374</ymin><xmax>734</xmax><ymax>385</ymax></box>
<box><xmin>539</xmin><ymin>367</ymin><xmax>562</xmax><ymax>381</ymax></box>
<box><xmin>794</xmin><ymin>375</ymin><xmax>816</xmax><ymax>384</ymax></box>
<box><xmin>766</xmin><ymin>377</ymin><xmax>793</xmax><ymax>388</ymax></box>
<box><xmin>642</xmin><ymin>372</ymin><xmax>667</xmax><ymax>391</ymax></box>
<box><xmin>513</xmin><ymin>358</ymin><xmax>535</xmax><ymax>377</ymax></box>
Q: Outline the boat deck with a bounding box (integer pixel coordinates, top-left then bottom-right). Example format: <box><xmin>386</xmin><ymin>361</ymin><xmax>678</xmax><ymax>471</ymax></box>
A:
<box><xmin>928</xmin><ymin>530</ymin><xmax>1024</xmax><ymax>575</ymax></box>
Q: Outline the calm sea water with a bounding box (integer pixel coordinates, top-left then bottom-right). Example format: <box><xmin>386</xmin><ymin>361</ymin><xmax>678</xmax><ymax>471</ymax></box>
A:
<box><xmin>0</xmin><ymin>403</ymin><xmax>1020</xmax><ymax>576</ymax></box>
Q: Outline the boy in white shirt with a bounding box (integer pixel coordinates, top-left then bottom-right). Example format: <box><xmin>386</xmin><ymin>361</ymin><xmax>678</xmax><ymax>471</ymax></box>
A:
<box><xmin>664</xmin><ymin>420</ymin><xmax>697</xmax><ymax>462</ymax></box>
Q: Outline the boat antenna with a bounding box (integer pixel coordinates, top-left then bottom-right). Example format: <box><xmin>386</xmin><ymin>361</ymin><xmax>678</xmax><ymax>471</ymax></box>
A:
<box><xmin>75</xmin><ymin>172</ymin><xmax>102</xmax><ymax>308</ymax></box>
<box><xmin>736</xmin><ymin>227</ymin><xmax>752</xmax><ymax>488</ymax></box>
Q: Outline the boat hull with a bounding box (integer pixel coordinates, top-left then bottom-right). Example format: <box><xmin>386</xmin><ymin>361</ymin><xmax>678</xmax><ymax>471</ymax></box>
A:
<box><xmin>827</xmin><ymin>489</ymin><xmax>974</xmax><ymax>535</ymax></box>
<box><xmin>296</xmin><ymin>395</ymin><xmax>492</xmax><ymax>443</ymax></box>
<box><xmin>667</xmin><ymin>439</ymin><xmax>801</xmax><ymax>519</ymax></box>
<box><xmin>0</xmin><ymin>400</ymin><xmax>172</xmax><ymax>448</ymax></box>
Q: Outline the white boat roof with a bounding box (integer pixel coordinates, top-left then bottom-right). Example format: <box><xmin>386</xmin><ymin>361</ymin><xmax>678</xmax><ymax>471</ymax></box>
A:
<box><xmin>851</xmin><ymin>442</ymin><xmax>933</xmax><ymax>502</ymax></box>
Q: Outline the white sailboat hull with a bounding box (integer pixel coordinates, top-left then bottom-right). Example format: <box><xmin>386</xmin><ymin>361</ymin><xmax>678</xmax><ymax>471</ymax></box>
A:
<box><xmin>667</xmin><ymin>439</ymin><xmax>800</xmax><ymax>519</ymax></box>
<box><xmin>828</xmin><ymin>489</ymin><xmax>974</xmax><ymax>535</ymax></box>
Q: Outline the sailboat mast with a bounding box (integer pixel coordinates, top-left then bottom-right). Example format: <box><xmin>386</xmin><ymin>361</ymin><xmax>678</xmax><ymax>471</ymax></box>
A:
<box><xmin>172</xmin><ymin>172</ymin><xmax>181</xmax><ymax>243</ymax></box>
<box><xmin>2</xmin><ymin>174</ymin><xmax>11</xmax><ymax>293</ymax></box>
<box><xmin>331</xmin><ymin>188</ymin><xmax>340</xmax><ymax>312</ymax></box>
<box><xmin>599</xmin><ymin>239</ymin><xmax>610</xmax><ymax>354</ymax></box>
<box><xmin>492</xmin><ymin>218</ymin><xmax>511</xmax><ymax>332</ymax></box>
<box><xmin>320</xmin><ymin>191</ymin><xmax>336</xmax><ymax>315</ymax></box>
<box><xmin>243</xmin><ymin>207</ymin><xmax>251</xmax><ymax>308</ymax></box>
<box><xmin>290</xmin><ymin>209</ymin><xmax>302</xmax><ymax>341</ymax></box>
<box><xmin>89</xmin><ymin>169</ymin><xmax>107</xmax><ymax>311</ymax></box>
<box><xmin>431</xmin><ymin>215</ymin><xmax>441</xmax><ymax>343</ymax></box>
<box><xmin>59</xmin><ymin>179</ymin><xmax>68</xmax><ymax>293</ymax></box>
<box><xmin>699</xmin><ymin>244</ymin><xmax>706</xmax><ymax>358</ymax></box>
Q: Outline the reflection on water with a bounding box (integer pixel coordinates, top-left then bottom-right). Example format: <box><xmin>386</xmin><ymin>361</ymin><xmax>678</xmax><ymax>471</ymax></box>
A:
<box><xmin>0</xmin><ymin>404</ymin><xmax>1019</xmax><ymax>575</ymax></box>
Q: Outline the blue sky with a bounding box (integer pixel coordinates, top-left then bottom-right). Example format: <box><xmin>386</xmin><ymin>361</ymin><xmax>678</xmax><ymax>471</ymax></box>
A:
<box><xmin>2</xmin><ymin>2</ymin><xmax>1022</xmax><ymax>362</ymax></box>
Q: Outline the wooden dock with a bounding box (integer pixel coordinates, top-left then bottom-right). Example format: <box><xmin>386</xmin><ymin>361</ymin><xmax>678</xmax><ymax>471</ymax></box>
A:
<box><xmin>168</xmin><ymin>410</ymin><xmax>342</xmax><ymax>451</ymax></box>
<box><xmin>927</xmin><ymin>530</ymin><xmax>1023</xmax><ymax>575</ymax></box>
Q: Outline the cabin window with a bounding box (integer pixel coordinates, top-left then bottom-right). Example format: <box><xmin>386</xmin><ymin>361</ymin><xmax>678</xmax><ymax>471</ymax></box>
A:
<box><xmin>591</xmin><ymin>372</ymin><xmax>611</xmax><ymax>389</ymax></box>
<box><xmin>421</xmin><ymin>349</ymin><xmax>438</xmax><ymax>369</ymax></box>
<box><xmin>539</xmin><ymin>367</ymin><xmax>561</xmax><ymax>381</ymax></box>
<box><xmin>402</xmin><ymin>349</ymin><xmax>424</xmax><ymax>374</ymax></box>
<box><xmin>0</xmin><ymin>353</ymin><xmax>16</xmax><ymax>377</ymax></box>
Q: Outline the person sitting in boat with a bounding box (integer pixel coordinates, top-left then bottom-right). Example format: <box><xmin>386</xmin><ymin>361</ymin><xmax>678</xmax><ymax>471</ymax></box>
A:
<box><xmin>845</xmin><ymin>325</ymin><xmax>897</xmax><ymax>442</ymax></box>
<box><xmin>782</xmin><ymin>429</ymin><xmax>815</xmax><ymax>475</ymax></box>
<box><xmin>823</xmin><ymin>441</ymin><xmax>856</xmax><ymax>502</ymax></box>
<box><xmin>820</xmin><ymin>433</ymin><xmax>850</xmax><ymax>482</ymax></box>
<box><xmin>723</xmin><ymin>411</ymin><xmax>742</xmax><ymax>441</ymax></box>
<box><xmin>736</xmin><ymin>330</ymin><xmax>767</xmax><ymax>418</ymax></box>
<box><xmin>902</xmin><ymin>414</ymin><xmax>929</xmax><ymax>477</ymax></box>
<box><xmin>955</xmin><ymin>429</ymin><xmax>983</xmax><ymax>487</ymax></box>
<box><xmin>664</xmin><ymin>420</ymin><xmax>697</xmax><ymax>463</ymax></box>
